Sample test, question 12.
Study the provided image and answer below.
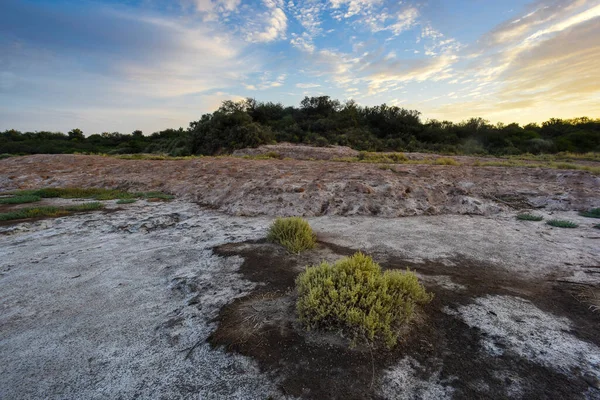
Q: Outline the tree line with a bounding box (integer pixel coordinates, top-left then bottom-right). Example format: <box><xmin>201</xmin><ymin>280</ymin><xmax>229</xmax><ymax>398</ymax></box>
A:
<box><xmin>2</xmin><ymin>97</ymin><xmax>599</xmax><ymax>156</ymax></box>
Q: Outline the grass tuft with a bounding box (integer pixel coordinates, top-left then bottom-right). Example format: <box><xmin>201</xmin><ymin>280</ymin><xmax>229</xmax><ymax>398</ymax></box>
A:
<box><xmin>546</xmin><ymin>219</ymin><xmax>579</xmax><ymax>228</ymax></box>
<box><xmin>296</xmin><ymin>252</ymin><xmax>433</xmax><ymax>348</ymax></box>
<box><xmin>434</xmin><ymin>157</ymin><xmax>461</xmax><ymax>166</ymax></box>
<box><xmin>0</xmin><ymin>202</ymin><xmax>103</xmax><ymax>221</ymax></box>
<box><xmin>267</xmin><ymin>217</ymin><xmax>316</xmax><ymax>253</ymax></box>
<box><xmin>579</xmin><ymin>208</ymin><xmax>600</xmax><ymax>219</ymax></box>
<box><xmin>7</xmin><ymin>188</ymin><xmax>173</xmax><ymax>201</ymax></box>
<box><xmin>0</xmin><ymin>195</ymin><xmax>41</xmax><ymax>205</ymax></box>
<box><xmin>116</xmin><ymin>199</ymin><xmax>137</xmax><ymax>204</ymax></box>
<box><xmin>516</xmin><ymin>213</ymin><xmax>544</xmax><ymax>221</ymax></box>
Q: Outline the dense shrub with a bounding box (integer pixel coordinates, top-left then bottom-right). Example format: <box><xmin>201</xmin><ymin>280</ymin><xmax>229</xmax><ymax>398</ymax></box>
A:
<box><xmin>296</xmin><ymin>252</ymin><xmax>433</xmax><ymax>348</ymax></box>
<box><xmin>267</xmin><ymin>217</ymin><xmax>316</xmax><ymax>253</ymax></box>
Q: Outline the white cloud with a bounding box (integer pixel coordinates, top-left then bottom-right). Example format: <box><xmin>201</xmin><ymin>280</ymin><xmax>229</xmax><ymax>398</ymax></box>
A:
<box><xmin>246</xmin><ymin>0</ymin><xmax>288</xmax><ymax>42</ymax></box>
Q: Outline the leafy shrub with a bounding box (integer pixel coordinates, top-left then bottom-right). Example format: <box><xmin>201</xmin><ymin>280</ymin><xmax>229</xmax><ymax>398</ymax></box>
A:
<box><xmin>296</xmin><ymin>252</ymin><xmax>433</xmax><ymax>348</ymax></box>
<box><xmin>579</xmin><ymin>208</ymin><xmax>600</xmax><ymax>219</ymax></box>
<box><xmin>267</xmin><ymin>217</ymin><xmax>316</xmax><ymax>253</ymax></box>
<box><xmin>516</xmin><ymin>213</ymin><xmax>544</xmax><ymax>221</ymax></box>
<box><xmin>547</xmin><ymin>219</ymin><xmax>579</xmax><ymax>228</ymax></box>
<box><xmin>0</xmin><ymin>195</ymin><xmax>41</xmax><ymax>204</ymax></box>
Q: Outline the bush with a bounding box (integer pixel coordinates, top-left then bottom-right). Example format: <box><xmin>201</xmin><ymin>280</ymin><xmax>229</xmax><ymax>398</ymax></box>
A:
<box><xmin>516</xmin><ymin>213</ymin><xmax>544</xmax><ymax>221</ymax></box>
<box><xmin>434</xmin><ymin>157</ymin><xmax>460</xmax><ymax>166</ymax></box>
<box><xmin>296</xmin><ymin>252</ymin><xmax>433</xmax><ymax>348</ymax></box>
<box><xmin>267</xmin><ymin>217</ymin><xmax>316</xmax><ymax>253</ymax></box>
<box><xmin>579</xmin><ymin>208</ymin><xmax>600</xmax><ymax>218</ymax></box>
<box><xmin>547</xmin><ymin>219</ymin><xmax>579</xmax><ymax>228</ymax></box>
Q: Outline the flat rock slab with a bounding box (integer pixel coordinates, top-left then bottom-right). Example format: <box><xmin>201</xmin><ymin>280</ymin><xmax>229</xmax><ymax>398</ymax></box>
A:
<box><xmin>1</xmin><ymin>201</ymin><xmax>599</xmax><ymax>399</ymax></box>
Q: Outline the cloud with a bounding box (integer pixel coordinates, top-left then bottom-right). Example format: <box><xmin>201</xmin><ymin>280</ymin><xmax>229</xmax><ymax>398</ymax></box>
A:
<box><xmin>246</xmin><ymin>0</ymin><xmax>288</xmax><ymax>42</ymax></box>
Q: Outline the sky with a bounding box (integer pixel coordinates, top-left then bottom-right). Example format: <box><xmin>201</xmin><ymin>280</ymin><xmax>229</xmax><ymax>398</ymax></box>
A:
<box><xmin>1</xmin><ymin>0</ymin><xmax>600</xmax><ymax>135</ymax></box>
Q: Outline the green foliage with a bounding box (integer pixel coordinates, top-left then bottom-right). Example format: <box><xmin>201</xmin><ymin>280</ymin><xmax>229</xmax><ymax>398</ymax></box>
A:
<box><xmin>116</xmin><ymin>199</ymin><xmax>137</xmax><ymax>204</ymax></box>
<box><xmin>296</xmin><ymin>252</ymin><xmax>433</xmax><ymax>348</ymax></box>
<box><xmin>0</xmin><ymin>153</ymin><xmax>12</xmax><ymax>160</ymax></box>
<box><xmin>579</xmin><ymin>208</ymin><xmax>600</xmax><ymax>218</ymax></box>
<box><xmin>2</xmin><ymin>98</ymin><xmax>599</xmax><ymax>156</ymax></box>
<box><xmin>547</xmin><ymin>219</ymin><xmax>579</xmax><ymax>228</ymax></box>
<box><xmin>0</xmin><ymin>202</ymin><xmax>103</xmax><ymax>221</ymax></box>
<box><xmin>0</xmin><ymin>195</ymin><xmax>41</xmax><ymax>204</ymax></box>
<box><xmin>267</xmin><ymin>217</ymin><xmax>316</xmax><ymax>253</ymax></box>
<box><xmin>516</xmin><ymin>213</ymin><xmax>544</xmax><ymax>221</ymax></box>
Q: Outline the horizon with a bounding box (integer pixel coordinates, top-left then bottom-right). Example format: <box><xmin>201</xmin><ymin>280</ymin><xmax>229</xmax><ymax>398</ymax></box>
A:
<box><xmin>1</xmin><ymin>0</ymin><xmax>599</xmax><ymax>134</ymax></box>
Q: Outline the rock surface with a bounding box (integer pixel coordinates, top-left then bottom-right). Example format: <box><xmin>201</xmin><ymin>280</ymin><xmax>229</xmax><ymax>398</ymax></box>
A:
<box><xmin>1</xmin><ymin>154</ymin><xmax>598</xmax><ymax>217</ymax></box>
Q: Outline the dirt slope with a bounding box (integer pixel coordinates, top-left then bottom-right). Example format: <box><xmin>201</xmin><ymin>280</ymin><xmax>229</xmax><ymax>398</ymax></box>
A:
<box><xmin>1</xmin><ymin>154</ymin><xmax>598</xmax><ymax>217</ymax></box>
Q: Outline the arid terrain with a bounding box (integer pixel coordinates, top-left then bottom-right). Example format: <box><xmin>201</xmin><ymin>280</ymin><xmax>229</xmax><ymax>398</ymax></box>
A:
<box><xmin>1</xmin><ymin>147</ymin><xmax>599</xmax><ymax>399</ymax></box>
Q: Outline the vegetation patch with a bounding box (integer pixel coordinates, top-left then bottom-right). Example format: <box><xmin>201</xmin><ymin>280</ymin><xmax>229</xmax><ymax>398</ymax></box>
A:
<box><xmin>296</xmin><ymin>252</ymin><xmax>433</xmax><ymax>349</ymax></box>
<box><xmin>0</xmin><ymin>202</ymin><xmax>103</xmax><ymax>221</ymax></box>
<box><xmin>434</xmin><ymin>157</ymin><xmax>460</xmax><ymax>166</ymax></box>
<box><xmin>6</xmin><ymin>188</ymin><xmax>173</xmax><ymax>201</ymax></box>
<box><xmin>546</xmin><ymin>219</ymin><xmax>579</xmax><ymax>228</ymax></box>
<box><xmin>579</xmin><ymin>208</ymin><xmax>600</xmax><ymax>219</ymax></box>
<box><xmin>0</xmin><ymin>195</ymin><xmax>41</xmax><ymax>205</ymax></box>
<box><xmin>116</xmin><ymin>199</ymin><xmax>137</xmax><ymax>204</ymax></box>
<box><xmin>267</xmin><ymin>217</ymin><xmax>316</xmax><ymax>253</ymax></box>
<box><xmin>516</xmin><ymin>213</ymin><xmax>544</xmax><ymax>221</ymax></box>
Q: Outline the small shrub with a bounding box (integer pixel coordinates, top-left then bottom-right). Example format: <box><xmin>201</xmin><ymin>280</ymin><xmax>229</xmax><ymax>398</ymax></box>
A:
<box><xmin>434</xmin><ymin>157</ymin><xmax>460</xmax><ymax>166</ymax></box>
<box><xmin>579</xmin><ymin>208</ymin><xmax>600</xmax><ymax>219</ymax></box>
<box><xmin>547</xmin><ymin>219</ymin><xmax>579</xmax><ymax>228</ymax></box>
<box><xmin>267</xmin><ymin>217</ymin><xmax>316</xmax><ymax>253</ymax></box>
<box><xmin>296</xmin><ymin>252</ymin><xmax>433</xmax><ymax>348</ymax></box>
<box><xmin>516</xmin><ymin>213</ymin><xmax>544</xmax><ymax>221</ymax></box>
<box><xmin>116</xmin><ymin>199</ymin><xmax>137</xmax><ymax>204</ymax></box>
<box><xmin>0</xmin><ymin>195</ymin><xmax>41</xmax><ymax>204</ymax></box>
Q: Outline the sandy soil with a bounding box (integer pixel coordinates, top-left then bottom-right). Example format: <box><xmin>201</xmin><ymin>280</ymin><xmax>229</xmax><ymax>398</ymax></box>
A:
<box><xmin>0</xmin><ymin>154</ymin><xmax>598</xmax><ymax>217</ymax></box>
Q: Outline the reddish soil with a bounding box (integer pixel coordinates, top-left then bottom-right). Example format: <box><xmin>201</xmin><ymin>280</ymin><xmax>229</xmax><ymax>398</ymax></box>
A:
<box><xmin>1</xmin><ymin>154</ymin><xmax>598</xmax><ymax>217</ymax></box>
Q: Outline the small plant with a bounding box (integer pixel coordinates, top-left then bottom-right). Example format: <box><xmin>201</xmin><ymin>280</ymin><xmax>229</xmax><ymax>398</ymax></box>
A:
<box><xmin>517</xmin><ymin>213</ymin><xmax>544</xmax><ymax>221</ymax></box>
<box><xmin>579</xmin><ymin>208</ymin><xmax>600</xmax><ymax>219</ymax></box>
<box><xmin>0</xmin><ymin>195</ymin><xmax>41</xmax><ymax>205</ymax></box>
<box><xmin>267</xmin><ymin>217</ymin><xmax>316</xmax><ymax>253</ymax></box>
<box><xmin>296</xmin><ymin>252</ymin><xmax>433</xmax><ymax>349</ymax></box>
<box><xmin>547</xmin><ymin>219</ymin><xmax>579</xmax><ymax>228</ymax></box>
<box><xmin>116</xmin><ymin>199</ymin><xmax>137</xmax><ymax>204</ymax></box>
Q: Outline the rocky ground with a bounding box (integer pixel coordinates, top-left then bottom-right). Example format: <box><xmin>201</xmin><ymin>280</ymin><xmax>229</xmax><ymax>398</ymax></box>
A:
<box><xmin>1</xmin><ymin>150</ymin><xmax>599</xmax><ymax>399</ymax></box>
<box><xmin>0</xmin><ymin>153</ymin><xmax>598</xmax><ymax>217</ymax></box>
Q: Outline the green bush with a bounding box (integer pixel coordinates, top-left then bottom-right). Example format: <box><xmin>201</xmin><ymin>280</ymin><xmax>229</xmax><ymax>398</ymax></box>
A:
<box><xmin>296</xmin><ymin>252</ymin><xmax>433</xmax><ymax>348</ymax></box>
<box><xmin>547</xmin><ymin>219</ymin><xmax>579</xmax><ymax>228</ymax></box>
<box><xmin>579</xmin><ymin>208</ymin><xmax>600</xmax><ymax>218</ymax></box>
<box><xmin>267</xmin><ymin>217</ymin><xmax>316</xmax><ymax>253</ymax></box>
<box><xmin>516</xmin><ymin>213</ymin><xmax>544</xmax><ymax>221</ymax></box>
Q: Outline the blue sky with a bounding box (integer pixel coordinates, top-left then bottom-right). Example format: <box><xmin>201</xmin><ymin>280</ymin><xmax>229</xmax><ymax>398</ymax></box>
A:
<box><xmin>1</xmin><ymin>0</ymin><xmax>599</xmax><ymax>134</ymax></box>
